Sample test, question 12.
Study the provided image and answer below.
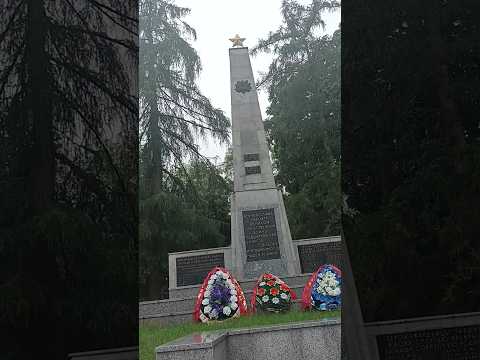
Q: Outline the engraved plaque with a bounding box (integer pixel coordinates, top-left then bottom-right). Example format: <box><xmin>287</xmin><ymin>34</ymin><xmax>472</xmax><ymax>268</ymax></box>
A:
<box><xmin>245</xmin><ymin>166</ymin><xmax>261</xmax><ymax>175</ymax></box>
<box><xmin>242</xmin><ymin>208</ymin><xmax>280</xmax><ymax>262</ymax></box>
<box><xmin>297</xmin><ymin>241</ymin><xmax>343</xmax><ymax>273</ymax></box>
<box><xmin>376</xmin><ymin>325</ymin><xmax>480</xmax><ymax>360</ymax></box>
<box><xmin>244</xmin><ymin>153</ymin><xmax>259</xmax><ymax>162</ymax></box>
<box><xmin>176</xmin><ymin>253</ymin><xmax>225</xmax><ymax>287</ymax></box>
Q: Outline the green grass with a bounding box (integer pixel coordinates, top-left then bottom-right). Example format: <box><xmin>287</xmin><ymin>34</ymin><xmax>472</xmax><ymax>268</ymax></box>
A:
<box><xmin>139</xmin><ymin>310</ymin><xmax>340</xmax><ymax>360</ymax></box>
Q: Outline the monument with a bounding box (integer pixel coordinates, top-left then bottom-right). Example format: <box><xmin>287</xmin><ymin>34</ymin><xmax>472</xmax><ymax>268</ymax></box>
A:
<box><xmin>140</xmin><ymin>36</ymin><xmax>343</xmax><ymax>324</ymax></box>
<box><xmin>165</xmin><ymin>35</ymin><xmax>342</xmax><ymax>298</ymax></box>
<box><xmin>149</xmin><ymin>34</ymin><xmax>342</xmax><ymax>360</ymax></box>
<box><xmin>228</xmin><ymin>34</ymin><xmax>301</xmax><ymax>279</ymax></box>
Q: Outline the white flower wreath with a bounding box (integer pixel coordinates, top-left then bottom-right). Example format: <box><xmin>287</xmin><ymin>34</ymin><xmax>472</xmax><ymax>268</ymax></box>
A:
<box><xmin>199</xmin><ymin>270</ymin><xmax>241</xmax><ymax>323</ymax></box>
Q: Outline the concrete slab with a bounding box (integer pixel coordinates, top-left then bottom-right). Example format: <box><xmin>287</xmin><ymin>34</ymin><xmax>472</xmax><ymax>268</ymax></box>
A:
<box><xmin>154</xmin><ymin>319</ymin><xmax>340</xmax><ymax>360</ymax></box>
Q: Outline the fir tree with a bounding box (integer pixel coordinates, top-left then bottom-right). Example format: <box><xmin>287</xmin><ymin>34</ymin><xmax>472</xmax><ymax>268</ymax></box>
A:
<box><xmin>0</xmin><ymin>1</ymin><xmax>138</xmax><ymax>357</ymax></box>
<box><xmin>139</xmin><ymin>0</ymin><xmax>230</xmax><ymax>299</ymax></box>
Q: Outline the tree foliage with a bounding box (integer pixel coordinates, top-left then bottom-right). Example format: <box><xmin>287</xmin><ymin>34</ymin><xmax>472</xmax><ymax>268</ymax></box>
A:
<box><xmin>139</xmin><ymin>0</ymin><xmax>231</xmax><ymax>300</ymax></box>
<box><xmin>1</xmin><ymin>0</ymin><xmax>138</xmax><ymax>358</ymax></box>
<box><xmin>253</xmin><ymin>0</ymin><xmax>341</xmax><ymax>239</ymax></box>
<box><xmin>139</xmin><ymin>160</ymin><xmax>232</xmax><ymax>300</ymax></box>
<box><xmin>139</xmin><ymin>0</ymin><xmax>229</xmax><ymax>195</ymax></box>
<box><xmin>342</xmin><ymin>0</ymin><xmax>480</xmax><ymax>321</ymax></box>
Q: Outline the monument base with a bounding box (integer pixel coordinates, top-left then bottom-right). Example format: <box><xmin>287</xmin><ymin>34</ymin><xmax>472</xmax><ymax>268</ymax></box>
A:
<box><xmin>230</xmin><ymin>188</ymin><xmax>301</xmax><ymax>279</ymax></box>
<box><xmin>155</xmin><ymin>319</ymin><xmax>341</xmax><ymax>360</ymax></box>
<box><xmin>139</xmin><ymin>236</ymin><xmax>343</xmax><ymax>325</ymax></box>
<box><xmin>166</xmin><ymin>236</ymin><xmax>341</xmax><ymax>299</ymax></box>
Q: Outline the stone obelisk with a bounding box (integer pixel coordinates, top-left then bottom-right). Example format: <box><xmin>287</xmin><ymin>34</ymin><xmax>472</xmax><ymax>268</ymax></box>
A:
<box><xmin>228</xmin><ymin>35</ymin><xmax>301</xmax><ymax>280</ymax></box>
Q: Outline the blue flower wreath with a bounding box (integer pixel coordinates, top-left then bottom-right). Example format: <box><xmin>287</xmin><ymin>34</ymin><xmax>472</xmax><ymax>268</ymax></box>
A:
<box><xmin>310</xmin><ymin>264</ymin><xmax>342</xmax><ymax>311</ymax></box>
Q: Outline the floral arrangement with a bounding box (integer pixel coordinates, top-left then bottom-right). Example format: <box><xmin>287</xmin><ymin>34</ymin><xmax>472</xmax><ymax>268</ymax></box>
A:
<box><xmin>301</xmin><ymin>264</ymin><xmax>341</xmax><ymax>311</ymax></box>
<box><xmin>250</xmin><ymin>273</ymin><xmax>296</xmax><ymax>313</ymax></box>
<box><xmin>193</xmin><ymin>267</ymin><xmax>248</xmax><ymax>323</ymax></box>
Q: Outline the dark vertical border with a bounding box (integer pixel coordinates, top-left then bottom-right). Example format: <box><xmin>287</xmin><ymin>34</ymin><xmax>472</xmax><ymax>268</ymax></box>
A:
<box><xmin>0</xmin><ymin>1</ymin><xmax>139</xmax><ymax>358</ymax></box>
<box><xmin>342</xmin><ymin>0</ymin><xmax>480</xmax><ymax>358</ymax></box>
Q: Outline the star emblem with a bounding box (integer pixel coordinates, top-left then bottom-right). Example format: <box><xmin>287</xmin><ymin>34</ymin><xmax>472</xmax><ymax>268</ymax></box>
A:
<box><xmin>229</xmin><ymin>34</ymin><xmax>246</xmax><ymax>47</ymax></box>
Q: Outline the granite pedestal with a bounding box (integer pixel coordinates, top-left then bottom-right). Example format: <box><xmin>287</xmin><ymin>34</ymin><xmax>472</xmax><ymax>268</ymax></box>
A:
<box><xmin>155</xmin><ymin>319</ymin><xmax>341</xmax><ymax>360</ymax></box>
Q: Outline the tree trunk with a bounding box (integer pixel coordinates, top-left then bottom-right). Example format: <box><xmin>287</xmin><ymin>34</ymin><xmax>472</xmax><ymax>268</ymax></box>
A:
<box><xmin>25</xmin><ymin>0</ymin><xmax>55</xmax><ymax>214</ymax></box>
<box><xmin>148</xmin><ymin>98</ymin><xmax>164</xmax><ymax>195</ymax></box>
<box><xmin>427</xmin><ymin>2</ymin><xmax>466</xmax><ymax>172</ymax></box>
<box><xmin>147</xmin><ymin>267</ymin><xmax>165</xmax><ymax>300</ymax></box>
<box><xmin>24</xmin><ymin>2</ymin><xmax>58</xmax><ymax>358</ymax></box>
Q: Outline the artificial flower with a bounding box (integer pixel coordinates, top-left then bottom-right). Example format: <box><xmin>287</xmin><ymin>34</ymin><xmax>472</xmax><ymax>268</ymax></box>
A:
<box><xmin>194</xmin><ymin>266</ymin><xmax>248</xmax><ymax>323</ymax></box>
<box><xmin>301</xmin><ymin>264</ymin><xmax>342</xmax><ymax>312</ymax></box>
<box><xmin>223</xmin><ymin>307</ymin><xmax>232</xmax><ymax>316</ymax></box>
<box><xmin>251</xmin><ymin>273</ymin><xmax>296</xmax><ymax>313</ymax></box>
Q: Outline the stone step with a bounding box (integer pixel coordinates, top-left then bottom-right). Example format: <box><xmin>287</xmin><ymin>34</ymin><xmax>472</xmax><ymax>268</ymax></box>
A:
<box><xmin>141</xmin><ymin>311</ymin><xmax>193</xmax><ymax>327</ymax></box>
<box><xmin>140</xmin><ymin>282</ymin><xmax>309</xmax><ymax>318</ymax></box>
<box><xmin>140</xmin><ymin>298</ymin><xmax>307</xmax><ymax>327</ymax></box>
<box><xmin>155</xmin><ymin>319</ymin><xmax>341</xmax><ymax>360</ymax></box>
<box><xmin>168</xmin><ymin>273</ymin><xmax>311</xmax><ymax>299</ymax></box>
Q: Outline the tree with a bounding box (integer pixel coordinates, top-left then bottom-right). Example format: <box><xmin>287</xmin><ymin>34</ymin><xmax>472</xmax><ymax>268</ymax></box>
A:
<box><xmin>139</xmin><ymin>0</ymin><xmax>229</xmax><ymax>195</ymax></box>
<box><xmin>221</xmin><ymin>147</ymin><xmax>234</xmax><ymax>183</ymax></box>
<box><xmin>342</xmin><ymin>0</ymin><xmax>480</xmax><ymax>321</ymax></box>
<box><xmin>1</xmin><ymin>0</ymin><xmax>138</xmax><ymax>357</ymax></box>
<box><xmin>138</xmin><ymin>0</ymin><xmax>231</xmax><ymax>300</ymax></box>
<box><xmin>253</xmin><ymin>0</ymin><xmax>341</xmax><ymax>239</ymax></box>
<box><xmin>139</xmin><ymin>160</ymin><xmax>232</xmax><ymax>300</ymax></box>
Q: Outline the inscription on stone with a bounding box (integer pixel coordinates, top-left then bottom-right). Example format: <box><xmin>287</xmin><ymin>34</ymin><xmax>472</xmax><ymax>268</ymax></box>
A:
<box><xmin>297</xmin><ymin>241</ymin><xmax>343</xmax><ymax>273</ymax></box>
<box><xmin>244</xmin><ymin>153</ymin><xmax>259</xmax><ymax>162</ymax></box>
<box><xmin>242</xmin><ymin>208</ymin><xmax>280</xmax><ymax>262</ymax></box>
<box><xmin>245</xmin><ymin>165</ymin><xmax>261</xmax><ymax>175</ymax></box>
<box><xmin>376</xmin><ymin>325</ymin><xmax>480</xmax><ymax>360</ymax></box>
<box><xmin>176</xmin><ymin>253</ymin><xmax>225</xmax><ymax>287</ymax></box>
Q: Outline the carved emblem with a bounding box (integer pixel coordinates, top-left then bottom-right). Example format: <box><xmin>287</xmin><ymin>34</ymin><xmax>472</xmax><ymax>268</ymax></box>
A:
<box><xmin>235</xmin><ymin>80</ymin><xmax>252</xmax><ymax>94</ymax></box>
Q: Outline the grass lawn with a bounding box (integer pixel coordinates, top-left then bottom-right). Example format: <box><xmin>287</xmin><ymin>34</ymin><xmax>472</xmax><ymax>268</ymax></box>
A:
<box><xmin>140</xmin><ymin>309</ymin><xmax>340</xmax><ymax>360</ymax></box>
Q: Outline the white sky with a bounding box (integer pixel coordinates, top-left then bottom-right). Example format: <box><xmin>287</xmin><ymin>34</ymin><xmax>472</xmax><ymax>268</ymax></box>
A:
<box><xmin>175</xmin><ymin>0</ymin><xmax>341</xmax><ymax>164</ymax></box>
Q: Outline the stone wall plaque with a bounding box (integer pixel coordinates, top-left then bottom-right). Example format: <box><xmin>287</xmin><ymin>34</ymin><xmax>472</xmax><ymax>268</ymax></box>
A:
<box><xmin>297</xmin><ymin>241</ymin><xmax>343</xmax><ymax>273</ymax></box>
<box><xmin>242</xmin><ymin>208</ymin><xmax>280</xmax><ymax>262</ymax></box>
<box><xmin>245</xmin><ymin>166</ymin><xmax>261</xmax><ymax>175</ymax></box>
<box><xmin>376</xmin><ymin>325</ymin><xmax>480</xmax><ymax>360</ymax></box>
<box><xmin>244</xmin><ymin>153</ymin><xmax>259</xmax><ymax>162</ymax></box>
<box><xmin>176</xmin><ymin>253</ymin><xmax>225</xmax><ymax>287</ymax></box>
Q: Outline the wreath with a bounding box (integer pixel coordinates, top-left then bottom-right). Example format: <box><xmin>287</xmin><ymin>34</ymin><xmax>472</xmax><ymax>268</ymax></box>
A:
<box><xmin>301</xmin><ymin>264</ymin><xmax>341</xmax><ymax>311</ymax></box>
<box><xmin>250</xmin><ymin>273</ymin><xmax>296</xmax><ymax>313</ymax></box>
<box><xmin>193</xmin><ymin>267</ymin><xmax>248</xmax><ymax>323</ymax></box>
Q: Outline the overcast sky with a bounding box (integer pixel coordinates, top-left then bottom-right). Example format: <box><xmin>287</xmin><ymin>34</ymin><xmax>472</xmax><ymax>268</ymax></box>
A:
<box><xmin>175</xmin><ymin>0</ymin><xmax>341</xmax><ymax>163</ymax></box>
